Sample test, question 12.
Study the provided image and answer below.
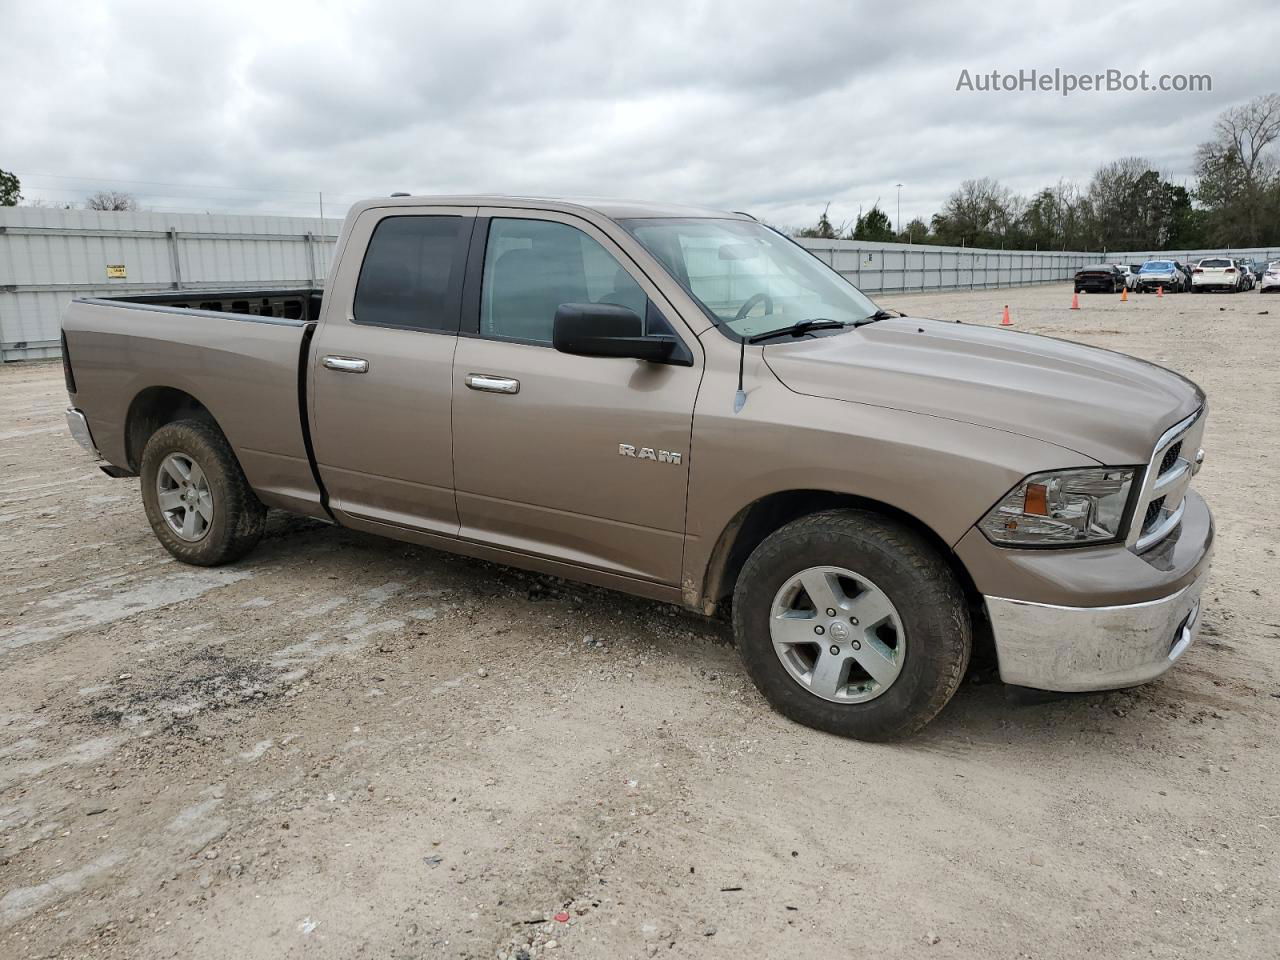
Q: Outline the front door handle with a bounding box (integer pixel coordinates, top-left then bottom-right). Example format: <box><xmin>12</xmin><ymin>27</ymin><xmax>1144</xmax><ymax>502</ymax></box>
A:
<box><xmin>465</xmin><ymin>373</ymin><xmax>520</xmax><ymax>395</ymax></box>
<box><xmin>323</xmin><ymin>355</ymin><xmax>369</xmax><ymax>374</ymax></box>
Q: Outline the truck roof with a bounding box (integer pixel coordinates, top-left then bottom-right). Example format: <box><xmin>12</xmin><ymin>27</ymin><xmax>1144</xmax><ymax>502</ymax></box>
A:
<box><xmin>347</xmin><ymin>194</ymin><xmax>751</xmax><ymax>222</ymax></box>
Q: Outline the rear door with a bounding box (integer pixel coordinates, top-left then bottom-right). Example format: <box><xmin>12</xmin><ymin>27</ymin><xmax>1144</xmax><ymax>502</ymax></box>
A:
<box><xmin>310</xmin><ymin>205</ymin><xmax>476</xmax><ymax>534</ymax></box>
<box><xmin>450</xmin><ymin>209</ymin><xmax>702</xmax><ymax>585</ymax></box>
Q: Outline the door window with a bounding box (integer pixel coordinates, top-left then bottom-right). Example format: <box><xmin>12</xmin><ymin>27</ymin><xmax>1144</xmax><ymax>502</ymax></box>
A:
<box><xmin>353</xmin><ymin>215</ymin><xmax>468</xmax><ymax>331</ymax></box>
<box><xmin>480</xmin><ymin>218</ymin><xmax>648</xmax><ymax>343</ymax></box>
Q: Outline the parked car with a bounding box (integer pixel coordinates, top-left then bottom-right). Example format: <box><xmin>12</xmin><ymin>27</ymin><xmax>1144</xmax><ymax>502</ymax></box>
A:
<box><xmin>59</xmin><ymin>194</ymin><xmax>1213</xmax><ymax>741</ymax></box>
<box><xmin>1110</xmin><ymin>263</ymin><xmax>1139</xmax><ymax>290</ymax></box>
<box><xmin>1074</xmin><ymin>263</ymin><xmax>1126</xmax><ymax>293</ymax></box>
<box><xmin>1260</xmin><ymin>261</ymin><xmax>1280</xmax><ymax>293</ymax></box>
<box><xmin>1192</xmin><ymin>257</ymin><xmax>1242</xmax><ymax>292</ymax></box>
<box><xmin>1127</xmin><ymin>264</ymin><xmax>1144</xmax><ymax>290</ymax></box>
<box><xmin>1136</xmin><ymin>260</ymin><xmax>1186</xmax><ymax>292</ymax></box>
<box><xmin>1174</xmin><ymin>260</ymin><xmax>1194</xmax><ymax>290</ymax></box>
<box><xmin>1235</xmin><ymin>259</ymin><xmax>1255</xmax><ymax>290</ymax></box>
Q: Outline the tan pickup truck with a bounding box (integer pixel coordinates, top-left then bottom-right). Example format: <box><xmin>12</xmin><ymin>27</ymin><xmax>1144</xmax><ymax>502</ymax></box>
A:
<box><xmin>60</xmin><ymin>195</ymin><xmax>1213</xmax><ymax>740</ymax></box>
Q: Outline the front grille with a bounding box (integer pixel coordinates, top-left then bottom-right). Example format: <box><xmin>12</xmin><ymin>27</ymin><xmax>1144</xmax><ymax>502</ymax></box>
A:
<box><xmin>1144</xmin><ymin>496</ymin><xmax>1166</xmax><ymax>530</ymax></box>
<box><xmin>1159</xmin><ymin>441</ymin><xmax>1182</xmax><ymax>475</ymax></box>
<box><xmin>1131</xmin><ymin>408</ymin><xmax>1204</xmax><ymax>552</ymax></box>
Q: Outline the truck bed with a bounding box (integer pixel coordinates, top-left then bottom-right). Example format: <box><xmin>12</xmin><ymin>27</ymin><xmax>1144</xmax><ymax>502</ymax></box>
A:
<box><xmin>113</xmin><ymin>287</ymin><xmax>324</xmax><ymax>323</ymax></box>
<box><xmin>61</xmin><ymin>289</ymin><xmax>327</xmax><ymax>520</ymax></box>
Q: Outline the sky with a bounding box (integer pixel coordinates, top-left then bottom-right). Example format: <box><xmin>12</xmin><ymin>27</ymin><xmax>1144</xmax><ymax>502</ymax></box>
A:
<box><xmin>2</xmin><ymin>0</ymin><xmax>1278</xmax><ymax>230</ymax></box>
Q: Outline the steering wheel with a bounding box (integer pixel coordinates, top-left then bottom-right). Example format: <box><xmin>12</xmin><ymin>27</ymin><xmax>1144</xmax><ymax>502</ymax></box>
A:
<box><xmin>734</xmin><ymin>292</ymin><xmax>774</xmax><ymax>322</ymax></box>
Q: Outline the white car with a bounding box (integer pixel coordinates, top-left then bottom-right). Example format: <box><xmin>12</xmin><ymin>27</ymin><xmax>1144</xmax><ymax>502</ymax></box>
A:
<box><xmin>1191</xmin><ymin>257</ymin><xmax>1242</xmax><ymax>292</ymax></box>
<box><xmin>1260</xmin><ymin>261</ymin><xmax>1280</xmax><ymax>293</ymax></box>
<box><xmin>1112</xmin><ymin>264</ymin><xmax>1139</xmax><ymax>290</ymax></box>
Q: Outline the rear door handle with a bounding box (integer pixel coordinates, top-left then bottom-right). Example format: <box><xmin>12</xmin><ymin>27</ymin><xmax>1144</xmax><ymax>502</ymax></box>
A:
<box><xmin>323</xmin><ymin>356</ymin><xmax>369</xmax><ymax>374</ymax></box>
<box><xmin>465</xmin><ymin>373</ymin><xmax>520</xmax><ymax>395</ymax></box>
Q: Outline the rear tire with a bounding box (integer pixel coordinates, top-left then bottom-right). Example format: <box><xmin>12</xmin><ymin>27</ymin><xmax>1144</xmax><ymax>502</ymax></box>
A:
<box><xmin>732</xmin><ymin>509</ymin><xmax>971</xmax><ymax>741</ymax></box>
<box><xmin>140</xmin><ymin>419</ymin><xmax>266</xmax><ymax>566</ymax></box>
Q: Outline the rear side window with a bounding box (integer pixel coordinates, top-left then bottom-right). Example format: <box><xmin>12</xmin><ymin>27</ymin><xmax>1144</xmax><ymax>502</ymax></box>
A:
<box><xmin>353</xmin><ymin>216</ymin><xmax>467</xmax><ymax>331</ymax></box>
<box><xmin>480</xmin><ymin>218</ymin><xmax>648</xmax><ymax>344</ymax></box>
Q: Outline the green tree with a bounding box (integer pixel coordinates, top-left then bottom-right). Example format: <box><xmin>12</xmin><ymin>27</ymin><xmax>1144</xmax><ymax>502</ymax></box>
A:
<box><xmin>795</xmin><ymin>203</ymin><xmax>841</xmax><ymax>239</ymax></box>
<box><xmin>0</xmin><ymin>168</ymin><xmax>20</xmax><ymax>206</ymax></box>
<box><xmin>1080</xmin><ymin>159</ymin><xmax>1196</xmax><ymax>250</ymax></box>
<box><xmin>1020</xmin><ymin>181</ymin><xmax>1089</xmax><ymax>249</ymax></box>
<box><xmin>897</xmin><ymin>217</ymin><xmax>931</xmax><ymax>244</ymax></box>
<box><xmin>851</xmin><ymin>204</ymin><xmax>894</xmax><ymax>242</ymax></box>
<box><xmin>1161</xmin><ymin>183</ymin><xmax>1206</xmax><ymax>248</ymax></box>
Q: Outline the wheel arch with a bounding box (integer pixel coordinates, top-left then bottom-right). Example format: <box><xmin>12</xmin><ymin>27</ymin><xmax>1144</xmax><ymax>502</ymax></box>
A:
<box><xmin>696</xmin><ymin>489</ymin><xmax>984</xmax><ymax>624</ymax></box>
<box><xmin>124</xmin><ymin>386</ymin><xmax>221</xmax><ymax>473</ymax></box>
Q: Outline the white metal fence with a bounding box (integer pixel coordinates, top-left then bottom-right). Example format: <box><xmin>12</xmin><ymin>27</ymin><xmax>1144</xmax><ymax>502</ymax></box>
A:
<box><xmin>0</xmin><ymin>208</ymin><xmax>338</xmax><ymax>361</ymax></box>
<box><xmin>794</xmin><ymin>239</ymin><xmax>1095</xmax><ymax>294</ymax></box>
<box><xmin>1107</xmin><ymin>246</ymin><xmax>1280</xmax><ymax>264</ymax></box>
<box><xmin>5</xmin><ymin>206</ymin><xmax>1274</xmax><ymax>362</ymax></box>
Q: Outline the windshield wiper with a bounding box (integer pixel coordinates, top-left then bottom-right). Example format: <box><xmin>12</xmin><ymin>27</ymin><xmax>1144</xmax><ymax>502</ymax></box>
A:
<box><xmin>746</xmin><ymin>318</ymin><xmax>847</xmax><ymax>344</ymax></box>
<box><xmin>851</xmin><ymin>309</ymin><xmax>898</xmax><ymax>327</ymax></box>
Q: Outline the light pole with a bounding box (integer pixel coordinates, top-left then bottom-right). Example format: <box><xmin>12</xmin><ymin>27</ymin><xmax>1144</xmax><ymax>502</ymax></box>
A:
<box><xmin>895</xmin><ymin>183</ymin><xmax>903</xmax><ymax>239</ymax></box>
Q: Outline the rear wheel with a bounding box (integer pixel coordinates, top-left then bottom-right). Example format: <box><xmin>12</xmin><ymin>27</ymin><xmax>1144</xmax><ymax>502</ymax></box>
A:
<box><xmin>732</xmin><ymin>509</ymin><xmax>971</xmax><ymax>741</ymax></box>
<box><xmin>140</xmin><ymin>419</ymin><xmax>266</xmax><ymax>566</ymax></box>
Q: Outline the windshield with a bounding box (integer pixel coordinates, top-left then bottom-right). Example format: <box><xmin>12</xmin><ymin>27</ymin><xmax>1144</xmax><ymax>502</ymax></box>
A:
<box><xmin>1141</xmin><ymin>261</ymin><xmax>1173</xmax><ymax>272</ymax></box>
<box><xmin>1199</xmin><ymin>258</ymin><xmax>1230</xmax><ymax>268</ymax></box>
<box><xmin>620</xmin><ymin>217</ymin><xmax>880</xmax><ymax>338</ymax></box>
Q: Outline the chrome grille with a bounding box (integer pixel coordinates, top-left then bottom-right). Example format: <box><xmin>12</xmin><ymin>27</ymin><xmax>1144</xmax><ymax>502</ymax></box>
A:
<box><xmin>1143</xmin><ymin>496</ymin><xmax>1166</xmax><ymax>529</ymax></box>
<box><xmin>1128</xmin><ymin>408</ymin><xmax>1206</xmax><ymax>553</ymax></box>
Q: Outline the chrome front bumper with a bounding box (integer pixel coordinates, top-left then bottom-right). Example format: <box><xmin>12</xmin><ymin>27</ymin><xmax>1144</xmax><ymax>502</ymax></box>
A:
<box><xmin>65</xmin><ymin>407</ymin><xmax>98</xmax><ymax>455</ymax></box>
<box><xmin>985</xmin><ymin>570</ymin><xmax>1208</xmax><ymax>692</ymax></box>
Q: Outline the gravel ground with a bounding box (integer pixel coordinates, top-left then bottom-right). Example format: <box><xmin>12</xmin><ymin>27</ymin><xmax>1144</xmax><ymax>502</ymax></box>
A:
<box><xmin>1</xmin><ymin>281</ymin><xmax>1277</xmax><ymax>960</ymax></box>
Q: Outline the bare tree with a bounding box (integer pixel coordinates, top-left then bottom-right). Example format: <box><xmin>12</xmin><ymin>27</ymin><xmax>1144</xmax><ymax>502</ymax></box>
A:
<box><xmin>85</xmin><ymin>190</ymin><xmax>140</xmax><ymax>212</ymax></box>
<box><xmin>931</xmin><ymin>178</ymin><xmax>1019</xmax><ymax>247</ymax></box>
<box><xmin>1195</xmin><ymin>93</ymin><xmax>1280</xmax><ymax>245</ymax></box>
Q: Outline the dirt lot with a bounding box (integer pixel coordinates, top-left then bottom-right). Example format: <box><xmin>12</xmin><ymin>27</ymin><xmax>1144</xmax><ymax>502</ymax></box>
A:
<box><xmin>2</xmin><ymin>282</ymin><xmax>1277</xmax><ymax>960</ymax></box>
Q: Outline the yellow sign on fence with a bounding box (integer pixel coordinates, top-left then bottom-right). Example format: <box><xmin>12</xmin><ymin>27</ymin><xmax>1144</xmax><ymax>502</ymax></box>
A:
<box><xmin>106</xmin><ymin>264</ymin><xmax>127</xmax><ymax>279</ymax></box>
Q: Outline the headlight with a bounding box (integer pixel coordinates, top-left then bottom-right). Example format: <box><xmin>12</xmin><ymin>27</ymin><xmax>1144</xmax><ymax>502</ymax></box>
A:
<box><xmin>979</xmin><ymin>467</ymin><xmax>1136</xmax><ymax>547</ymax></box>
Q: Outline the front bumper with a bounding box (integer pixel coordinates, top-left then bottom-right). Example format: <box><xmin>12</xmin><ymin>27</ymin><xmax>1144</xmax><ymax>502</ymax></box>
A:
<box><xmin>958</xmin><ymin>486</ymin><xmax>1214</xmax><ymax>693</ymax></box>
<box><xmin>985</xmin><ymin>570</ymin><xmax>1207</xmax><ymax>692</ymax></box>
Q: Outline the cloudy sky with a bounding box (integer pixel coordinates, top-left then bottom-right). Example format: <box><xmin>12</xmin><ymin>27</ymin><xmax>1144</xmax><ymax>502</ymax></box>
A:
<box><xmin>3</xmin><ymin>0</ymin><xmax>1277</xmax><ymax>229</ymax></box>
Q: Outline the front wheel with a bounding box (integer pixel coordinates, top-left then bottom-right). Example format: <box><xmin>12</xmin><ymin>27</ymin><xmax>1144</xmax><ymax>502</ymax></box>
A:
<box><xmin>140</xmin><ymin>419</ymin><xmax>266</xmax><ymax>566</ymax></box>
<box><xmin>732</xmin><ymin>509</ymin><xmax>971</xmax><ymax>741</ymax></box>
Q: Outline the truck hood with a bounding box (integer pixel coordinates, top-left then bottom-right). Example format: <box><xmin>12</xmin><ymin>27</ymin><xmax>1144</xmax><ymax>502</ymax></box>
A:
<box><xmin>762</xmin><ymin>317</ymin><xmax>1203</xmax><ymax>464</ymax></box>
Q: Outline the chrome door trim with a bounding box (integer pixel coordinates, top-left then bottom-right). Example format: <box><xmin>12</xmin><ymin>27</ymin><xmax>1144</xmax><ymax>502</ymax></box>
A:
<box><xmin>322</xmin><ymin>355</ymin><xmax>370</xmax><ymax>373</ymax></box>
<box><xmin>465</xmin><ymin>373</ymin><xmax>520</xmax><ymax>395</ymax></box>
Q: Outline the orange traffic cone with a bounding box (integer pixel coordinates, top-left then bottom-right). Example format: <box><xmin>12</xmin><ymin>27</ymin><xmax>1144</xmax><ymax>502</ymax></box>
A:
<box><xmin>1070</xmin><ymin>291</ymin><xmax>1081</xmax><ymax>310</ymax></box>
<box><xmin>1001</xmin><ymin>305</ymin><xmax>1012</xmax><ymax>326</ymax></box>
<box><xmin>1157</xmin><ymin>285</ymin><xmax>1163</xmax><ymax>298</ymax></box>
<box><xmin>1121</xmin><ymin>287</ymin><xmax>1128</xmax><ymax>302</ymax></box>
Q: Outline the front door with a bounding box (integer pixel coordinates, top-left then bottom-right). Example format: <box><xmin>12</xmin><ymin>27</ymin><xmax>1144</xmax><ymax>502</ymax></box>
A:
<box><xmin>451</xmin><ymin>210</ymin><xmax>702</xmax><ymax>585</ymax></box>
<box><xmin>310</xmin><ymin>205</ymin><xmax>476</xmax><ymax>534</ymax></box>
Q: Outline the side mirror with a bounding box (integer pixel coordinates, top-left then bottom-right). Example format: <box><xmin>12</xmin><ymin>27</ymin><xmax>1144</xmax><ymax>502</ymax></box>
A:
<box><xmin>552</xmin><ymin>303</ymin><xmax>676</xmax><ymax>363</ymax></box>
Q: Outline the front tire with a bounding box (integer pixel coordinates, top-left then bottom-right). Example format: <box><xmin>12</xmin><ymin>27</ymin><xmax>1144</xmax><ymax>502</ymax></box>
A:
<box><xmin>732</xmin><ymin>509</ymin><xmax>971</xmax><ymax>741</ymax></box>
<box><xmin>140</xmin><ymin>419</ymin><xmax>266</xmax><ymax>566</ymax></box>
